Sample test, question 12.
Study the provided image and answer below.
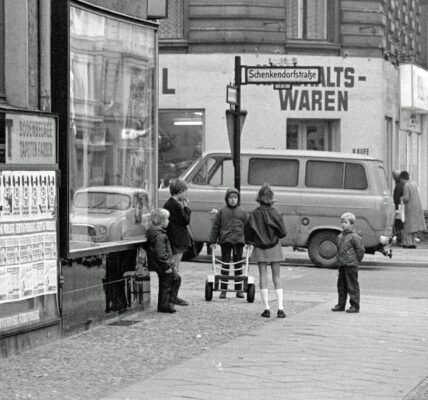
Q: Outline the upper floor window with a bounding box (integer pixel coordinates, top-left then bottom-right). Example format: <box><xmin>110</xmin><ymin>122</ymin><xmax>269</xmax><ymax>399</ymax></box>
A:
<box><xmin>286</xmin><ymin>0</ymin><xmax>330</xmax><ymax>40</ymax></box>
<box><xmin>159</xmin><ymin>0</ymin><xmax>184</xmax><ymax>40</ymax></box>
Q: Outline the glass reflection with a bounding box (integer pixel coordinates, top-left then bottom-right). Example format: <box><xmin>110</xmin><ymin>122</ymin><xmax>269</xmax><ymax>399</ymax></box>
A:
<box><xmin>69</xmin><ymin>6</ymin><xmax>156</xmax><ymax>253</ymax></box>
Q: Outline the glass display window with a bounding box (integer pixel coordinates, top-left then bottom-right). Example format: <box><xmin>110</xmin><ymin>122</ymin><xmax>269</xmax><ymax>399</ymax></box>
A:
<box><xmin>68</xmin><ymin>4</ymin><xmax>157</xmax><ymax>255</ymax></box>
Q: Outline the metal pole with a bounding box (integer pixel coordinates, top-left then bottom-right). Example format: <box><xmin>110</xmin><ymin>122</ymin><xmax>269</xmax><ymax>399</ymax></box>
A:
<box><xmin>234</xmin><ymin>56</ymin><xmax>241</xmax><ymax>193</ymax></box>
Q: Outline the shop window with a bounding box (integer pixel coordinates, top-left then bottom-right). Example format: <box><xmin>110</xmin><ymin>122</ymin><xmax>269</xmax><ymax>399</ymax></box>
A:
<box><xmin>159</xmin><ymin>0</ymin><xmax>184</xmax><ymax>40</ymax></box>
<box><xmin>286</xmin><ymin>120</ymin><xmax>336</xmax><ymax>151</ymax></box>
<box><xmin>286</xmin><ymin>0</ymin><xmax>337</xmax><ymax>41</ymax></box>
<box><xmin>69</xmin><ymin>5</ymin><xmax>157</xmax><ymax>254</ymax></box>
<box><xmin>159</xmin><ymin>109</ymin><xmax>204</xmax><ymax>187</ymax></box>
<box><xmin>249</xmin><ymin>158</ymin><xmax>299</xmax><ymax>187</ymax></box>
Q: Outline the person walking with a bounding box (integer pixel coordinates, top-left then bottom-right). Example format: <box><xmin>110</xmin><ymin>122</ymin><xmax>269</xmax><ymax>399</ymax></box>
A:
<box><xmin>331</xmin><ymin>212</ymin><xmax>365</xmax><ymax>314</ymax></box>
<box><xmin>209</xmin><ymin>188</ymin><xmax>248</xmax><ymax>299</ymax></box>
<box><xmin>163</xmin><ymin>178</ymin><xmax>190</xmax><ymax>306</ymax></box>
<box><xmin>392</xmin><ymin>170</ymin><xmax>404</xmax><ymax>245</ymax></box>
<box><xmin>244</xmin><ymin>183</ymin><xmax>287</xmax><ymax>318</ymax></box>
<box><xmin>400</xmin><ymin>171</ymin><xmax>426</xmax><ymax>249</ymax></box>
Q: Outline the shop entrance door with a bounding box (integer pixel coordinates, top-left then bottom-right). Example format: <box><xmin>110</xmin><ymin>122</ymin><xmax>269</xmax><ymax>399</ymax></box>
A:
<box><xmin>286</xmin><ymin>120</ymin><xmax>335</xmax><ymax>151</ymax></box>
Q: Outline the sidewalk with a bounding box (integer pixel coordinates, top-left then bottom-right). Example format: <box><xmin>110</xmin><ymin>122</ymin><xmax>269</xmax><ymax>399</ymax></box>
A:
<box><xmin>103</xmin><ymin>292</ymin><xmax>428</xmax><ymax>400</ymax></box>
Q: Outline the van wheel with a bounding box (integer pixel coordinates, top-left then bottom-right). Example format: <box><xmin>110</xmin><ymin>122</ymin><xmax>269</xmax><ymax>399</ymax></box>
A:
<box><xmin>308</xmin><ymin>231</ymin><xmax>339</xmax><ymax>268</ymax></box>
<box><xmin>182</xmin><ymin>242</ymin><xmax>204</xmax><ymax>261</ymax></box>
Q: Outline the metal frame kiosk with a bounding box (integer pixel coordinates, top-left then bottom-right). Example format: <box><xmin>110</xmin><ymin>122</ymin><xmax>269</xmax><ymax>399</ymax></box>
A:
<box><xmin>52</xmin><ymin>0</ymin><xmax>159</xmax><ymax>332</ymax></box>
<box><xmin>0</xmin><ymin>108</ymin><xmax>60</xmax><ymax>356</ymax></box>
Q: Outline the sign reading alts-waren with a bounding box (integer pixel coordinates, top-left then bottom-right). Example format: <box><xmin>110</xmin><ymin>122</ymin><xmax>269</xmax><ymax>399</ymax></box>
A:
<box><xmin>244</xmin><ymin>66</ymin><xmax>320</xmax><ymax>85</ymax></box>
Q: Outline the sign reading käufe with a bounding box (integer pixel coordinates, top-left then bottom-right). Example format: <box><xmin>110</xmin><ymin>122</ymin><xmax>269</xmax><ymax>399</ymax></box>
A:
<box><xmin>244</xmin><ymin>66</ymin><xmax>320</xmax><ymax>84</ymax></box>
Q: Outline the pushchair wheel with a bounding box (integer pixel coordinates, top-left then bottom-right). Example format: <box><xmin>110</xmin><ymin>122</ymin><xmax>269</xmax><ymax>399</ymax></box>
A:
<box><xmin>247</xmin><ymin>284</ymin><xmax>255</xmax><ymax>303</ymax></box>
<box><xmin>205</xmin><ymin>280</ymin><xmax>213</xmax><ymax>301</ymax></box>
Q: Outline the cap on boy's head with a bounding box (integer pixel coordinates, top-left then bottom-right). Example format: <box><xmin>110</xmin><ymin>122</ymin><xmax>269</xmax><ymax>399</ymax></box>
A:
<box><xmin>225</xmin><ymin>187</ymin><xmax>240</xmax><ymax>204</ymax></box>
<box><xmin>151</xmin><ymin>208</ymin><xmax>169</xmax><ymax>226</ymax></box>
<box><xmin>256</xmin><ymin>183</ymin><xmax>275</xmax><ymax>205</ymax></box>
<box><xmin>340</xmin><ymin>212</ymin><xmax>356</xmax><ymax>225</ymax></box>
<box><xmin>399</xmin><ymin>170</ymin><xmax>410</xmax><ymax>180</ymax></box>
<box><xmin>169</xmin><ymin>178</ymin><xmax>188</xmax><ymax>195</ymax></box>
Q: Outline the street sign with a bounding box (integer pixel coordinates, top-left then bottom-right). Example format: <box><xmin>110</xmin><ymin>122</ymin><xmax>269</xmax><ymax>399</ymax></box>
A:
<box><xmin>243</xmin><ymin>66</ymin><xmax>320</xmax><ymax>85</ymax></box>
<box><xmin>226</xmin><ymin>85</ymin><xmax>238</xmax><ymax>105</ymax></box>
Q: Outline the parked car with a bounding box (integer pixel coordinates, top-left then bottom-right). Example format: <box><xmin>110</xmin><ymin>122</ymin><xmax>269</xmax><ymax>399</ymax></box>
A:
<box><xmin>70</xmin><ymin>186</ymin><xmax>150</xmax><ymax>245</ymax></box>
<box><xmin>158</xmin><ymin>149</ymin><xmax>395</xmax><ymax>267</ymax></box>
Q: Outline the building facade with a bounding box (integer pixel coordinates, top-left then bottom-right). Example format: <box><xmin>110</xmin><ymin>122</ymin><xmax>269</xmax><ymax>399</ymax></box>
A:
<box><xmin>158</xmin><ymin>0</ymin><xmax>428</xmax><ymax>209</ymax></box>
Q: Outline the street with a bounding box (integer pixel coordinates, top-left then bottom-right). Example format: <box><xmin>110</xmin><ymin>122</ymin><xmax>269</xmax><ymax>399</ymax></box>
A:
<box><xmin>0</xmin><ymin>248</ymin><xmax>428</xmax><ymax>400</ymax></box>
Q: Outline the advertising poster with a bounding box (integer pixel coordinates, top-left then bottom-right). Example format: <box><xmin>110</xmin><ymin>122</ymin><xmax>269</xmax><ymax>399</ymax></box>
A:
<box><xmin>20</xmin><ymin>263</ymin><xmax>33</xmax><ymax>299</ymax></box>
<box><xmin>44</xmin><ymin>232</ymin><xmax>57</xmax><ymax>260</ymax></box>
<box><xmin>21</xmin><ymin>173</ymin><xmax>30</xmax><ymax>218</ymax></box>
<box><xmin>11</xmin><ymin>172</ymin><xmax>22</xmax><ymax>219</ymax></box>
<box><xmin>0</xmin><ymin>238</ymin><xmax>6</xmax><ymax>267</ymax></box>
<box><xmin>0</xmin><ymin>267</ymin><xmax>7</xmax><ymax>301</ymax></box>
<box><xmin>5</xmin><ymin>237</ymin><xmax>19</xmax><ymax>266</ymax></box>
<box><xmin>33</xmin><ymin>262</ymin><xmax>45</xmax><ymax>295</ymax></box>
<box><xmin>38</xmin><ymin>173</ymin><xmax>48</xmax><ymax>217</ymax></box>
<box><xmin>6</xmin><ymin>266</ymin><xmax>20</xmax><ymax>301</ymax></box>
<box><xmin>2</xmin><ymin>171</ymin><xmax>13</xmax><ymax>220</ymax></box>
<box><xmin>30</xmin><ymin>172</ymin><xmax>39</xmax><ymax>218</ymax></box>
<box><xmin>47</xmin><ymin>173</ymin><xmax>56</xmax><ymax>217</ymax></box>
<box><xmin>31</xmin><ymin>233</ymin><xmax>44</xmax><ymax>262</ymax></box>
<box><xmin>19</xmin><ymin>235</ymin><xmax>32</xmax><ymax>264</ymax></box>
<box><xmin>44</xmin><ymin>260</ymin><xmax>57</xmax><ymax>294</ymax></box>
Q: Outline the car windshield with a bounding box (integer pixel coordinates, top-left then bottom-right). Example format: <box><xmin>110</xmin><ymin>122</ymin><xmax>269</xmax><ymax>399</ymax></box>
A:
<box><xmin>74</xmin><ymin>192</ymin><xmax>131</xmax><ymax>211</ymax></box>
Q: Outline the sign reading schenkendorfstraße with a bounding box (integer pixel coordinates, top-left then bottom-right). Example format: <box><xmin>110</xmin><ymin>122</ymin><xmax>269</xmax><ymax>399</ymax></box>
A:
<box><xmin>244</xmin><ymin>66</ymin><xmax>321</xmax><ymax>84</ymax></box>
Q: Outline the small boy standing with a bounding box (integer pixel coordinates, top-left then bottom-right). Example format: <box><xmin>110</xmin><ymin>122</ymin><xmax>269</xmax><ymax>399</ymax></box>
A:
<box><xmin>209</xmin><ymin>188</ymin><xmax>248</xmax><ymax>299</ymax></box>
<box><xmin>331</xmin><ymin>212</ymin><xmax>365</xmax><ymax>314</ymax></box>
<box><xmin>146</xmin><ymin>208</ymin><xmax>181</xmax><ymax>313</ymax></box>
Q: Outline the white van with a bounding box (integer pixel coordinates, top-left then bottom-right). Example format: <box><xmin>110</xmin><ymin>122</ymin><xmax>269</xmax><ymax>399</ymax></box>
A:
<box><xmin>158</xmin><ymin>149</ymin><xmax>395</xmax><ymax>267</ymax></box>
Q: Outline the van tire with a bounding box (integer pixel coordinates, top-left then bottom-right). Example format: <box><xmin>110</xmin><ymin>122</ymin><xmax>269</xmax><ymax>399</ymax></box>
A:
<box><xmin>308</xmin><ymin>231</ymin><xmax>339</xmax><ymax>268</ymax></box>
<box><xmin>182</xmin><ymin>242</ymin><xmax>204</xmax><ymax>261</ymax></box>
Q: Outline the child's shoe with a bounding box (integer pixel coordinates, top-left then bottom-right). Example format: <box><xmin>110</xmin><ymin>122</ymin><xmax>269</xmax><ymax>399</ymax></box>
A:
<box><xmin>261</xmin><ymin>309</ymin><xmax>270</xmax><ymax>318</ymax></box>
<box><xmin>277</xmin><ymin>310</ymin><xmax>286</xmax><ymax>318</ymax></box>
<box><xmin>346</xmin><ymin>306</ymin><xmax>359</xmax><ymax>313</ymax></box>
<box><xmin>236</xmin><ymin>291</ymin><xmax>244</xmax><ymax>298</ymax></box>
<box><xmin>331</xmin><ymin>305</ymin><xmax>345</xmax><ymax>312</ymax></box>
<box><xmin>219</xmin><ymin>291</ymin><xmax>226</xmax><ymax>299</ymax></box>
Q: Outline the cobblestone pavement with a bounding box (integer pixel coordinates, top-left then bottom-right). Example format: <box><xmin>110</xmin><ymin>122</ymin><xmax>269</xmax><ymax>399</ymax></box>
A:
<box><xmin>0</xmin><ymin>261</ymin><xmax>316</xmax><ymax>400</ymax></box>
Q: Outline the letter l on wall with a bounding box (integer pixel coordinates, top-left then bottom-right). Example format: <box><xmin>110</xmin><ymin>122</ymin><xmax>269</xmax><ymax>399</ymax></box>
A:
<box><xmin>162</xmin><ymin>68</ymin><xmax>175</xmax><ymax>94</ymax></box>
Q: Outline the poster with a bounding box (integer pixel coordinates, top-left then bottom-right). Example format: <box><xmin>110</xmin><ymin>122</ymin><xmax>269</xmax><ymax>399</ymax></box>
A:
<box><xmin>44</xmin><ymin>260</ymin><xmax>57</xmax><ymax>294</ymax></box>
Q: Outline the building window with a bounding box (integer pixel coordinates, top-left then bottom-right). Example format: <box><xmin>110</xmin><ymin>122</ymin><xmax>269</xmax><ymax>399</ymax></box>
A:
<box><xmin>159</xmin><ymin>109</ymin><xmax>204</xmax><ymax>187</ymax></box>
<box><xmin>159</xmin><ymin>0</ymin><xmax>184</xmax><ymax>40</ymax></box>
<box><xmin>286</xmin><ymin>0</ymin><xmax>334</xmax><ymax>41</ymax></box>
<box><xmin>286</xmin><ymin>120</ymin><xmax>337</xmax><ymax>151</ymax></box>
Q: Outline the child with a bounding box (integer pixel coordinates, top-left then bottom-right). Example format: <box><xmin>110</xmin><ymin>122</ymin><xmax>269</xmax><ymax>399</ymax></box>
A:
<box><xmin>331</xmin><ymin>212</ymin><xmax>365</xmax><ymax>314</ymax></box>
<box><xmin>146</xmin><ymin>208</ymin><xmax>181</xmax><ymax>313</ymax></box>
<box><xmin>163</xmin><ymin>178</ymin><xmax>191</xmax><ymax>306</ymax></box>
<box><xmin>244</xmin><ymin>183</ymin><xmax>287</xmax><ymax>318</ymax></box>
<box><xmin>209</xmin><ymin>188</ymin><xmax>248</xmax><ymax>299</ymax></box>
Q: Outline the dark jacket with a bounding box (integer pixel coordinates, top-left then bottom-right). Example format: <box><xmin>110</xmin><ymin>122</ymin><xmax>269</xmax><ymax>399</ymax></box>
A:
<box><xmin>209</xmin><ymin>188</ymin><xmax>248</xmax><ymax>245</ymax></box>
<box><xmin>393</xmin><ymin>181</ymin><xmax>404</xmax><ymax>209</ymax></box>
<box><xmin>336</xmin><ymin>227</ymin><xmax>365</xmax><ymax>267</ymax></box>
<box><xmin>163</xmin><ymin>197</ymin><xmax>191</xmax><ymax>251</ymax></box>
<box><xmin>244</xmin><ymin>204</ymin><xmax>287</xmax><ymax>249</ymax></box>
<box><xmin>146</xmin><ymin>225</ymin><xmax>174</xmax><ymax>273</ymax></box>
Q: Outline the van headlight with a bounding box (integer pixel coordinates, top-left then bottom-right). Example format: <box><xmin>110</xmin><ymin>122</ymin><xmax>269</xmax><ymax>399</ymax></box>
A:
<box><xmin>98</xmin><ymin>226</ymin><xmax>107</xmax><ymax>235</ymax></box>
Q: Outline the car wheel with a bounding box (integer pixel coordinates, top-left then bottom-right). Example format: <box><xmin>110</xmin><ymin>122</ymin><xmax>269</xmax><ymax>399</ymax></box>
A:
<box><xmin>308</xmin><ymin>231</ymin><xmax>339</xmax><ymax>268</ymax></box>
<box><xmin>205</xmin><ymin>280</ymin><xmax>213</xmax><ymax>301</ymax></box>
<box><xmin>182</xmin><ymin>241</ymin><xmax>204</xmax><ymax>261</ymax></box>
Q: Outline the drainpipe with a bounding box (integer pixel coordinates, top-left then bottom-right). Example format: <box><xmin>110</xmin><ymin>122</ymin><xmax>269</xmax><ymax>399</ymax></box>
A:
<box><xmin>39</xmin><ymin>0</ymin><xmax>51</xmax><ymax>111</ymax></box>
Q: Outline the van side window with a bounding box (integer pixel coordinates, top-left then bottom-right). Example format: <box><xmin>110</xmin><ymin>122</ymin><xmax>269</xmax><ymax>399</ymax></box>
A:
<box><xmin>249</xmin><ymin>158</ymin><xmax>299</xmax><ymax>186</ymax></box>
<box><xmin>345</xmin><ymin>163</ymin><xmax>367</xmax><ymax>190</ymax></box>
<box><xmin>306</xmin><ymin>161</ymin><xmax>343</xmax><ymax>188</ymax></box>
<box><xmin>306</xmin><ymin>161</ymin><xmax>367</xmax><ymax>190</ymax></box>
<box><xmin>192</xmin><ymin>157</ymin><xmax>234</xmax><ymax>186</ymax></box>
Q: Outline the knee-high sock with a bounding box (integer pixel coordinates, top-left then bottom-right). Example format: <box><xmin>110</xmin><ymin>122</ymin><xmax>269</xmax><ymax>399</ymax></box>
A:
<box><xmin>260</xmin><ymin>288</ymin><xmax>270</xmax><ymax>309</ymax></box>
<box><xmin>275</xmin><ymin>288</ymin><xmax>284</xmax><ymax>310</ymax></box>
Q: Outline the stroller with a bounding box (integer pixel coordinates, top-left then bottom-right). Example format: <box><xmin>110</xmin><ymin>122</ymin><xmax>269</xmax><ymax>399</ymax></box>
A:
<box><xmin>205</xmin><ymin>245</ymin><xmax>255</xmax><ymax>303</ymax></box>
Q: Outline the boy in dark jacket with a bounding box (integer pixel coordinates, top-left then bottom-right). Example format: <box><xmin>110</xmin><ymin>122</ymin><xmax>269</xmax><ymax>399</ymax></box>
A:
<box><xmin>209</xmin><ymin>188</ymin><xmax>248</xmax><ymax>299</ymax></box>
<box><xmin>146</xmin><ymin>208</ymin><xmax>181</xmax><ymax>313</ymax></box>
<box><xmin>163</xmin><ymin>178</ymin><xmax>190</xmax><ymax>306</ymax></box>
<box><xmin>331</xmin><ymin>212</ymin><xmax>365</xmax><ymax>314</ymax></box>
